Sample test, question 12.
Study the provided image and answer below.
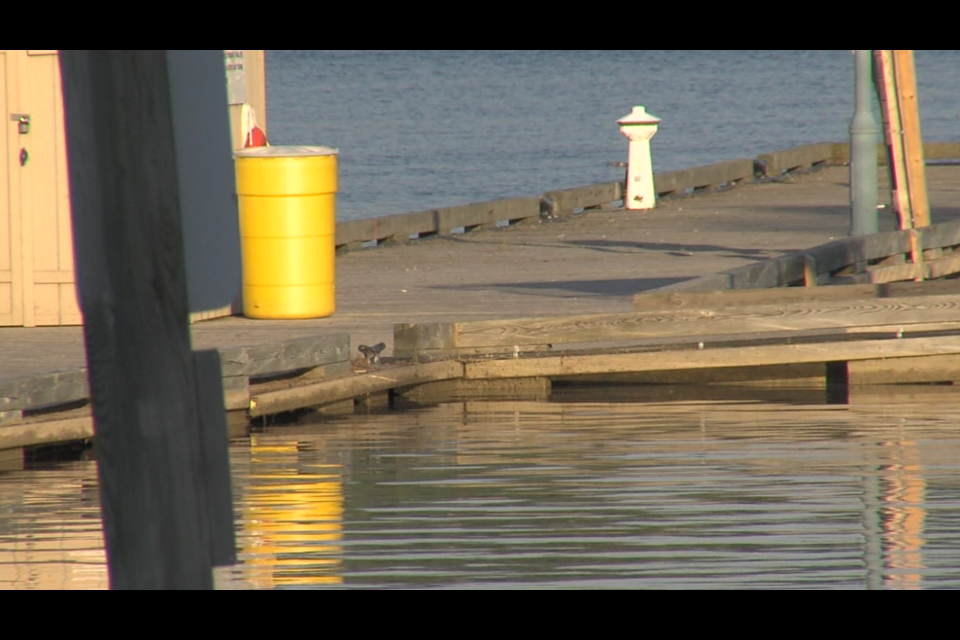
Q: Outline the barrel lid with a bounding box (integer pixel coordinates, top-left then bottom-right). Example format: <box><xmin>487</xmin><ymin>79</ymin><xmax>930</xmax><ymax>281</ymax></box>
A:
<box><xmin>235</xmin><ymin>145</ymin><xmax>339</xmax><ymax>158</ymax></box>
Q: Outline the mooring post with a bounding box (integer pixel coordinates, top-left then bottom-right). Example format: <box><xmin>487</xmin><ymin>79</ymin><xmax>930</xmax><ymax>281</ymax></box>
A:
<box><xmin>59</xmin><ymin>50</ymin><xmax>220</xmax><ymax>589</ymax></box>
<box><xmin>617</xmin><ymin>106</ymin><xmax>661</xmax><ymax>210</ymax></box>
<box><xmin>850</xmin><ymin>50</ymin><xmax>880</xmax><ymax>236</ymax></box>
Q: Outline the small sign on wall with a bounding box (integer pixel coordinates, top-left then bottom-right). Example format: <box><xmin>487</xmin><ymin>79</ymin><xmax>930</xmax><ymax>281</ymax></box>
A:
<box><xmin>224</xmin><ymin>50</ymin><xmax>246</xmax><ymax>106</ymax></box>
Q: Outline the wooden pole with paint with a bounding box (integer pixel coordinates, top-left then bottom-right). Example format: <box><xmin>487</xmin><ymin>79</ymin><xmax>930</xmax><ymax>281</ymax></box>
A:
<box><xmin>894</xmin><ymin>50</ymin><xmax>931</xmax><ymax>229</ymax></box>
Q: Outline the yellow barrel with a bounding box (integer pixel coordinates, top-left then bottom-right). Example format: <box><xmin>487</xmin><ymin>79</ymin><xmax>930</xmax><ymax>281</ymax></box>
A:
<box><xmin>235</xmin><ymin>146</ymin><xmax>339</xmax><ymax>319</ymax></box>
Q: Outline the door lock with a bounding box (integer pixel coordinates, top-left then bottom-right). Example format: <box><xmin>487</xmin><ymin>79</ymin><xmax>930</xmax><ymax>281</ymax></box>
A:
<box><xmin>11</xmin><ymin>113</ymin><xmax>30</xmax><ymax>135</ymax></box>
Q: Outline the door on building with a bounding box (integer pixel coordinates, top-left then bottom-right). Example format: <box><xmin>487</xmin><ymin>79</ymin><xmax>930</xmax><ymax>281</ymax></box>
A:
<box><xmin>1</xmin><ymin>49</ymin><xmax>81</xmax><ymax>327</ymax></box>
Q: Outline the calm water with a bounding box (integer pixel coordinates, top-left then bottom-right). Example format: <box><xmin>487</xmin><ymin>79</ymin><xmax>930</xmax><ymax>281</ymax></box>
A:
<box><xmin>266</xmin><ymin>50</ymin><xmax>960</xmax><ymax>220</ymax></box>
<box><xmin>3</xmin><ymin>387</ymin><xmax>960</xmax><ymax>589</ymax></box>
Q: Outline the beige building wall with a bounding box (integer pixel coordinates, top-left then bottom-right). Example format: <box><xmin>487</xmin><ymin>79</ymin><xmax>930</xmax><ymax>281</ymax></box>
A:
<box><xmin>1</xmin><ymin>50</ymin><xmax>265</xmax><ymax>327</ymax></box>
<box><xmin>1</xmin><ymin>50</ymin><xmax>78</xmax><ymax>326</ymax></box>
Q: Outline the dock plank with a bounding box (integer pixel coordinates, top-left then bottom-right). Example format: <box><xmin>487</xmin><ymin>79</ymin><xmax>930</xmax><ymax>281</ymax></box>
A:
<box><xmin>249</xmin><ymin>361</ymin><xmax>463</xmax><ymax>417</ymax></box>
<box><xmin>0</xmin><ymin>369</ymin><xmax>89</xmax><ymax>412</ymax></box>
<box><xmin>398</xmin><ymin>293</ymin><xmax>960</xmax><ymax>354</ymax></box>
<box><xmin>218</xmin><ymin>333</ymin><xmax>350</xmax><ymax>377</ymax></box>
<box><xmin>464</xmin><ymin>334</ymin><xmax>960</xmax><ymax>379</ymax></box>
<box><xmin>0</xmin><ymin>415</ymin><xmax>94</xmax><ymax>451</ymax></box>
<box><xmin>634</xmin><ymin>283</ymin><xmax>878</xmax><ymax>311</ymax></box>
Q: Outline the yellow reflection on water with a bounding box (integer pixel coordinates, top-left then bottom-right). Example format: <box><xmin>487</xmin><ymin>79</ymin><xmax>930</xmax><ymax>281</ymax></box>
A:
<box><xmin>881</xmin><ymin>437</ymin><xmax>926</xmax><ymax>590</ymax></box>
<box><xmin>238</xmin><ymin>436</ymin><xmax>344</xmax><ymax>588</ymax></box>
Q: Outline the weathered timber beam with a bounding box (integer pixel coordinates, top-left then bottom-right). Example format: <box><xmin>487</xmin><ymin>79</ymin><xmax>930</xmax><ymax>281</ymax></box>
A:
<box><xmin>406</xmin><ymin>293</ymin><xmax>960</xmax><ymax>351</ymax></box>
<box><xmin>335</xmin><ymin>197</ymin><xmax>539</xmax><ymax>249</ymax></box>
<box><xmin>464</xmin><ymin>334</ymin><xmax>960</xmax><ymax>379</ymax></box>
<box><xmin>0</xmin><ymin>369</ymin><xmax>90</xmax><ymax>412</ymax></box>
<box><xmin>0</xmin><ymin>415</ymin><xmax>94</xmax><ymax>451</ymax></box>
<box><xmin>543</xmin><ymin>182</ymin><xmax>623</xmax><ymax>215</ymax></box>
<box><xmin>218</xmin><ymin>333</ymin><xmax>350</xmax><ymax>377</ymax></box>
<box><xmin>634</xmin><ymin>284</ymin><xmax>879</xmax><ymax>312</ymax></box>
<box><xmin>661</xmin><ymin>219</ymin><xmax>960</xmax><ymax>294</ymax></box>
<box><xmin>755</xmin><ymin>143</ymin><xmax>836</xmax><ymax>176</ymax></box>
<box><xmin>249</xmin><ymin>361</ymin><xmax>463</xmax><ymax>417</ymax></box>
<box><xmin>655</xmin><ymin>159</ymin><xmax>755</xmax><ymax>196</ymax></box>
<box><xmin>834</xmin><ymin>253</ymin><xmax>960</xmax><ymax>285</ymax></box>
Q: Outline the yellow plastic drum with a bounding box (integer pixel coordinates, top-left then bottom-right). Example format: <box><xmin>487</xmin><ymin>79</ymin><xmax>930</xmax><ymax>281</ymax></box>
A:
<box><xmin>235</xmin><ymin>146</ymin><xmax>339</xmax><ymax>319</ymax></box>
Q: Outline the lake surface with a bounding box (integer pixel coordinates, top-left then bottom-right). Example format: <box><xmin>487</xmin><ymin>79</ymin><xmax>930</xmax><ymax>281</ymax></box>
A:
<box><xmin>266</xmin><ymin>50</ymin><xmax>960</xmax><ymax>220</ymax></box>
<box><xmin>3</xmin><ymin>386</ymin><xmax>960</xmax><ymax>590</ymax></box>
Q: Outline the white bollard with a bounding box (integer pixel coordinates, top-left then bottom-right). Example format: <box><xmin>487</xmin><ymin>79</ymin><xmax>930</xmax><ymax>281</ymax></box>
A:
<box><xmin>617</xmin><ymin>106</ymin><xmax>661</xmax><ymax>210</ymax></box>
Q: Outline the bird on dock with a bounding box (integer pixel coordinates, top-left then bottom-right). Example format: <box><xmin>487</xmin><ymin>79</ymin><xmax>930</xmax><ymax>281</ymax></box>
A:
<box><xmin>358</xmin><ymin>342</ymin><xmax>386</xmax><ymax>365</ymax></box>
<box><xmin>539</xmin><ymin>196</ymin><xmax>558</xmax><ymax>221</ymax></box>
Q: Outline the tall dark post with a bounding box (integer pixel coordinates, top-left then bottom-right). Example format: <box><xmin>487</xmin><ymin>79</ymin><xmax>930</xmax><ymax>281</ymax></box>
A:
<box><xmin>850</xmin><ymin>50</ymin><xmax>880</xmax><ymax>236</ymax></box>
<box><xmin>59</xmin><ymin>50</ymin><xmax>216</xmax><ymax>589</ymax></box>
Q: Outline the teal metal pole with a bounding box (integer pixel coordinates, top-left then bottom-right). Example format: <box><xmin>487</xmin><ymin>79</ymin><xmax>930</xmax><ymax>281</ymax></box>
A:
<box><xmin>850</xmin><ymin>50</ymin><xmax>879</xmax><ymax>236</ymax></box>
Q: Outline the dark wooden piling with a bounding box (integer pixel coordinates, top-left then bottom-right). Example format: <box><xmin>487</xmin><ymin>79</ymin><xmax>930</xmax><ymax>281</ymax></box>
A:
<box><xmin>59</xmin><ymin>50</ymin><xmax>233</xmax><ymax>589</ymax></box>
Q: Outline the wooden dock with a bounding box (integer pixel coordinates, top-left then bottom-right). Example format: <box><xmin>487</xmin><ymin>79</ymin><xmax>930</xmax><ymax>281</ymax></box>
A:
<box><xmin>3</xmin><ymin>144</ymin><xmax>960</xmax><ymax>457</ymax></box>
